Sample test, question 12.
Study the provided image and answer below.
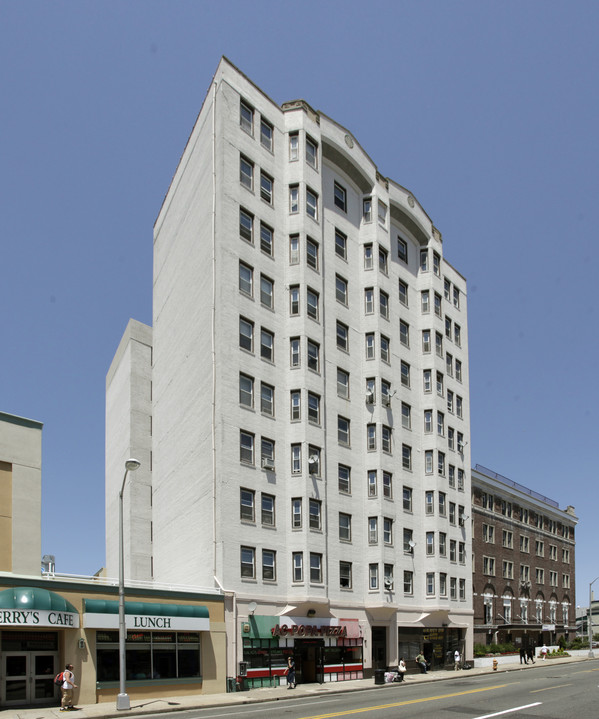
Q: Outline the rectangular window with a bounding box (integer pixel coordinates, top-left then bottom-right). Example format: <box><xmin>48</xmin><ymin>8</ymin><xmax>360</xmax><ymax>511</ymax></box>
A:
<box><xmin>289</xmin><ymin>285</ymin><xmax>300</xmax><ymax>315</ymax></box>
<box><xmin>239</xmin><ymin>373</ymin><xmax>254</xmax><ymax>408</ymax></box>
<box><xmin>240</xmin><ymin>488</ymin><xmax>255</xmax><ymax>521</ymax></box>
<box><xmin>398</xmin><ymin>279</ymin><xmax>408</xmax><ymax>307</ymax></box>
<box><xmin>260</xmin><ymin>274</ymin><xmax>274</xmax><ymax>309</ymax></box>
<box><xmin>307</xmin><ymin>392</ymin><xmax>321</xmax><ymax>424</ymax></box>
<box><xmin>334</xmin><ymin>181</ymin><xmax>347</xmax><ymax>212</ymax></box>
<box><xmin>404</xmin><ymin>570</ymin><xmax>413</xmax><ymax>595</ymax></box>
<box><xmin>338</xmin><ymin>416</ymin><xmax>350</xmax><ymax>446</ymax></box>
<box><xmin>306</xmin><ymin>288</ymin><xmax>319</xmax><ymax>320</ymax></box>
<box><xmin>290</xmin><ymin>337</ymin><xmax>300</xmax><ymax>368</ymax></box>
<box><xmin>338</xmin><ymin>464</ymin><xmax>351</xmax><ymax>494</ymax></box>
<box><xmin>261</xmin><ymin>437</ymin><xmax>274</xmax><ymax>466</ymax></box>
<box><xmin>240</xmin><ymin>156</ymin><xmax>253</xmax><ymax>190</ymax></box>
<box><xmin>336</xmin><ymin>275</ymin><xmax>348</xmax><ymax>305</ymax></box>
<box><xmin>363</xmin><ymin>197</ymin><xmax>372</xmax><ymax>223</ymax></box>
<box><xmin>426</xmin><ymin>532</ymin><xmax>435</xmax><ymax>555</ymax></box>
<box><xmin>260</xmin><ymin>118</ymin><xmax>273</xmax><ymax>151</ymax></box>
<box><xmin>420</xmin><ymin>249</ymin><xmax>429</xmax><ymax>272</ymax></box>
<box><xmin>289</xmin><ymin>132</ymin><xmax>299</xmax><ymax>161</ymax></box>
<box><xmin>306</xmin><ymin>237</ymin><xmax>319</xmax><ymax>270</ymax></box>
<box><xmin>260</xmin><ymin>328</ymin><xmax>274</xmax><ymax>362</ymax></box>
<box><xmin>401</xmin><ymin>403</ymin><xmax>411</xmax><ymax>430</ymax></box>
<box><xmin>262</xmin><ymin>549</ymin><xmax>276</xmax><ymax>580</ymax></box>
<box><xmin>306</xmin><ymin>136</ymin><xmax>318</xmax><ymax>169</ymax></box>
<box><xmin>434</xmin><ymin>292</ymin><xmax>442</xmax><ymax>317</ymax></box>
<box><xmin>291</xmin><ymin>444</ymin><xmax>301</xmax><ymax>474</ymax></box>
<box><xmin>291</xmin><ymin>498</ymin><xmax>302</xmax><ymax>528</ymax></box>
<box><xmin>380</xmin><ymin>290</ymin><xmax>389</xmax><ymax>319</ymax></box>
<box><xmin>260</xmin><ymin>382</ymin><xmax>274</xmax><ymax>416</ymax></box>
<box><xmin>306</xmin><ymin>187</ymin><xmax>318</xmax><ymax>220</ymax></box>
<box><xmin>483</xmin><ymin>558</ymin><xmax>496</xmax><ymax>576</ymax></box>
<box><xmin>241</xmin><ymin>546</ymin><xmax>255</xmax><ymax>578</ymax></box>
<box><xmin>403</xmin><ymin>486</ymin><xmax>412</xmax><ymax>512</ymax></box>
<box><xmin>307</xmin><ymin>339</ymin><xmax>320</xmax><ymax>372</ymax></box>
<box><xmin>337</xmin><ymin>367</ymin><xmax>349</xmax><ymax>398</ymax></box>
<box><xmin>383</xmin><ymin>517</ymin><xmax>393</xmax><ymax>545</ymax></box>
<box><xmin>239</xmin><ymin>261</ymin><xmax>253</xmax><ymax>296</ymax></box>
<box><xmin>290</xmin><ymin>390</ymin><xmax>301</xmax><ymax>421</ymax></box>
<box><xmin>382</xmin><ymin>426</ymin><xmax>392</xmax><ymax>453</ymax></box>
<box><xmin>400</xmin><ymin>320</ymin><xmax>409</xmax><ymax>347</ymax></box>
<box><xmin>401</xmin><ymin>361</ymin><xmax>410</xmax><ymax>388</ymax></box>
<box><xmin>402</xmin><ymin>444</ymin><xmax>411</xmax><ymax>470</ymax></box>
<box><xmin>239</xmin><ymin>207</ymin><xmax>253</xmax><ymax>243</ymax></box>
<box><xmin>383</xmin><ymin>471</ymin><xmax>392</xmax><ymax>498</ymax></box>
<box><xmin>289</xmin><ymin>234</ymin><xmax>299</xmax><ymax>264</ymax></box>
<box><xmin>289</xmin><ymin>185</ymin><xmax>299</xmax><ymax>214</ymax></box>
<box><xmin>260</xmin><ymin>222</ymin><xmax>273</xmax><ymax>256</ymax></box>
<box><xmin>260</xmin><ymin>171</ymin><xmax>273</xmax><ymax>204</ymax></box>
<box><xmin>380</xmin><ymin>335</ymin><xmax>390</xmax><ymax>362</ymax></box>
<box><xmin>369</xmin><ymin>563</ymin><xmax>379</xmax><ymax>590</ymax></box>
<box><xmin>433</xmin><ymin>252</ymin><xmax>441</xmax><ymax>276</ymax></box>
<box><xmin>424</xmin><ymin>449</ymin><xmax>433</xmax><ymax>474</ymax></box>
<box><xmin>339</xmin><ymin>561</ymin><xmax>352</xmax><ymax>589</ymax></box>
<box><xmin>379</xmin><ymin>246</ymin><xmax>388</xmax><ymax>273</ymax></box>
<box><xmin>339</xmin><ymin>513</ymin><xmax>351</xmax><ymax>542</ymax></box>
<box><xmin>426</xmin><ymin>573</ymin><xmax>435</xmax><ymax>596</ymax></box>
<box><xmin>397</xmin><ymin>236</ymin><xmax>408</xmax><ymax>263</ymax></box>
<box><xmin>310</xmin><ymin>553</ymin><xmax>322</xmax><ymax>583</ymax></box>
<box><xmin>368</xmin><ymin>469</ymin><xmax>377</xmax><ymax>496</ymax></box>
<box><xmin>367</xmin><ymin>424</ymin><xmax>376</xmax><ymax>451</ymax></box>
<box><xmin>240</xmin><ymin>100</ymin><xmax>253</xmax><ymax>134</ymax></box>
<box><xmin>335</xmin><ymin>228</ymin><xmax>347</xmax><ymax>259</ymax></box>
<box><xmin>337</xmin><ymin>321</ymin><xmax>349</xmax><ymax>351</ymax></box>
<box><xmin>364</xmin><ymin>288</ymin><xmax>374</xmax><ymax>315</ymax></box>
<box><xmin>309</xmin><ymin>499</ymin><xmax>321</xmax><ymax>530</ymax></box>
<box><xmin>368</xmin><ymin>516</ymin><xmax>378</xmax><ymax>544</ymax></box>
<box><xmin>292</xmin><ymin>552</ymin><xmax>303</xmax><ymax>582</ymax></box>
<box><xmin>239</xmin><ymin>317</ymin><xmax>254</xmax><ymax>352</ymax></box>
<box><xmin>421</xmin><ymin>290</ymin><xmax>430</xmax><ymax>313</ymax></box>
<box><xmin>377</xmin><ymin>200</ymin><xmax>387</xmax><ymax>226</ymax></box>
<box><xmin>261</xmin><ymin>493</ymin><xmax>275</xmax><ymax>526</ymax></box>
<box><xmin>364</xmin><ymin>243</ymin><xmax>373</xmax><ymax>269</ymax></box>
<box><xmin>422</xmin><ymin>329</ymin><xmax>431</xmax><ymax>353</ymax></box>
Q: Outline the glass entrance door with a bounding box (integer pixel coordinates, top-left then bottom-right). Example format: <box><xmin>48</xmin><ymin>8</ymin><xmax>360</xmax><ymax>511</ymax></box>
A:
<box><xmin>1</xmin><ymin>652</ymin><xmax>57</xmax><ymax>706</ymax></box>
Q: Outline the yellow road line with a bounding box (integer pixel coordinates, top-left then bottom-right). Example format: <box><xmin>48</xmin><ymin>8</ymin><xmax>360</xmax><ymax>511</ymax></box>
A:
<box><xmin>298</xmin><ymin>684</ymin><xmax>510</xmax><ymax>719</ymax></box>
<box><xmin>530</xmin><ymin>683</ymin><xmax>572</xmax><ymax>693</ymax></box>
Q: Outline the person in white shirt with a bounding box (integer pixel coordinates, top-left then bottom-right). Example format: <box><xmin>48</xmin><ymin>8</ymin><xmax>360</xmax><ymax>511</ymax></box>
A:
<box><xmin>454</xmin><ymin>649</ymin><xmax>461</xmax><ymax>670</ymax></box>
<box><xmin>60</xmin><ymin>664</ymin><xmax>78</xmax><ymax>711</ymax></box>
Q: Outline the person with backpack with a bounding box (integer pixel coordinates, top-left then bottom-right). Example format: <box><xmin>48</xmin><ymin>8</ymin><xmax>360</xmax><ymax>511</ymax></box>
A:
<box><xmin>60</xmin><ymin>664</ymin><xmax>78</xmax><ymax>711</ymax></box>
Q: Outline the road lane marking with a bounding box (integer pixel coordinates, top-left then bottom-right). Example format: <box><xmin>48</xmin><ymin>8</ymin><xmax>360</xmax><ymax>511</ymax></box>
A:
<box><xmin>530</xmin><ymin>683</ymin><xmax>572</xmax><ymax>693</ymax></box>
<box><xmin>297</xmin><ymin>684</ymin><xmax>509</xmax><ymax>719</ymax></box>
<box><xmin>472</xmin><ymin>703</ymin><xmax>542</xmax><ymax>719</ymax></box>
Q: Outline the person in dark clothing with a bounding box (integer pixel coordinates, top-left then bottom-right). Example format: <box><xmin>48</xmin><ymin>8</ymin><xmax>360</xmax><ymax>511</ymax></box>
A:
<box><xmin>519</xmin><ymin>647</ymin><xmax>528</xmax><ymax>664</ymax></box>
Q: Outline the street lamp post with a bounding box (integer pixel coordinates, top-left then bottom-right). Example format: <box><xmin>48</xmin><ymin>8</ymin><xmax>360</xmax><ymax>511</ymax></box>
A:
<box><xmin>117</xmin><ymin>458</ymin><xmax>141</xmax><ymax>711</ymax></box>
<box><xmin>588</xmin><ymin>576</ymin><xmax>599</xmax><ymax>659</ymax></box>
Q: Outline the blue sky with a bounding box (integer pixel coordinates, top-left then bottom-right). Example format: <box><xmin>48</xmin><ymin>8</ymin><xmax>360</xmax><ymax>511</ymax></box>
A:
<box><xmin>1</xmin><ymin>1</ymin><xmax>597</xmax><ymax>605</ymax></box>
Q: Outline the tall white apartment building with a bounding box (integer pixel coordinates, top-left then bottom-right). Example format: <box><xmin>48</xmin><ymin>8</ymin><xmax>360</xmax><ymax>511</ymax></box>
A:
<box><xmin>106</xmin><ymin>57</ymin><xmax>473</xmax><ymax>684</ymax></box>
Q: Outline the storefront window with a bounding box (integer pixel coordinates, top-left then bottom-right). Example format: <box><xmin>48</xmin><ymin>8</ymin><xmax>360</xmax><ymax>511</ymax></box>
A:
<box><xmin>96</xmin><ymin>631</ymin><xmax>200</xmax><ymax>681</ymax></box>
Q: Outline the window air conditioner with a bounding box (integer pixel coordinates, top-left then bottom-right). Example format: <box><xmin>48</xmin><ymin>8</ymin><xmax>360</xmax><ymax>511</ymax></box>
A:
<box><xmin>365</xmin><ymin>390</ymin><xmax>374</xmax><ymax>404</ymax></box>
<box><xmin>382</xmin><ymin>395</ymin><xmax>391</xmax><ymax>407</ymax></box>
<box><xmin>262</xmin><ymin>458</ymin><xmax>275</xmax><ymax>470</ymax></box>
<box><xmin>384</xmin><ymin>578</ymin><xmax>394</xmax><ymax>590</ymax></box>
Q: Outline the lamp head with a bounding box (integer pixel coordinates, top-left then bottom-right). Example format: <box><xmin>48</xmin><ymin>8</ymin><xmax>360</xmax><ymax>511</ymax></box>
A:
<box><xmin>125</xmin><ymin>458</ymin><xmax>141</xmax><ymax>472</ymax></box>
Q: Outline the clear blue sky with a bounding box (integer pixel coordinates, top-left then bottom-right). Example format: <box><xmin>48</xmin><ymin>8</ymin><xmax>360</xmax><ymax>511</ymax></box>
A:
<box><xmin>1</xmin><ymin>1</ymin><xmax>597</xmax><ymax>605</ymax></box>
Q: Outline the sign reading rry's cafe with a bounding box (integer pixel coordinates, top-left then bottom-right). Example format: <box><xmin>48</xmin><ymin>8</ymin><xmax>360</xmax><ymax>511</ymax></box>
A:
<box><xmin>0</xmin><ymin>609</ymin><xmax>80</xmax><ymax>628</ymax></box>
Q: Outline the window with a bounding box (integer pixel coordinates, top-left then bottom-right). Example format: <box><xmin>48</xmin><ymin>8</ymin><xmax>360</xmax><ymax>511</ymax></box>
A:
<box><xmin>447</xmin><ymin>390</ymin><xmax>454</xmax><ymax>413</ymax></box>
<box><xmin>365</xmin><ymin>332</ymin><xmax>374</xmax><ymax>359</ymax></box>
<box><xmin>420</xmin><ymin>249</ymin><xmax>429</xmax><ymax>272</ymax></box>
<box><xmin>290</xmin><ymin>337</ymin><xmax>300</xmax><ymax>367</ymax></box>
<box><xmin>309</xmin><ymin>499</ymin><xmax>322</xmax><ymax>530</ymax></box>
<box><xmin>436</xmin><ymin>332</ymin><xmax>443</xmax><ymax>357</ymax></box>
<box><xmin>306</xmin><ymin>288</ymin><xmax>319</xmax><ymax>320</ymax></box>
<box><xmin>240</xmin><ymin>100</ymin><xmax>253</xmax><ymax>134</ymax></box>
<box><xmin>291</xmin><ymin>498</ymin><xmax>302</xmax><ymax>528</ymax></box>
<box><xmin>422</xmin><ymin>329</ymin><xmax>431</xmax><ymax>353</ymax></box>
<box><xmin>448</xmin><ymin>427</ymin><xmax>455</xmax><ymax>450</ymax></box>
<box><xmin>239</xmin><ymin>207</ymin><xmax>253</xmax><ymax>243</ymax></box>
<box><xmin>445</xmin><ymin>317</ymin><xmax>452</xmax><ymax>339</ymax></box>
<box><xmin>403</xmin><ymin>486</ymin><xmax>412</xmax><ymax>512</ymax></box>
<box><xmin>421</xmin><ymin>290</ymin><xmax>430</xmax><ymax>313</ymax></box>
<box><xmin>377</xmin><ymin>245</ymin><xmax>388</xmax><ymax>275</ymax></box>
<box><xmin>260</xmin><ymin>171</ymin><xmax>273</xmax><ymax>204</ymax></box>
<box><xmin>444</xmin><ymin>278</ymin><xmax>451</xmax><ymax>300</ymax></box>
<box><xmin>398</xmin><ymin>279</ymin><xmax>408</xmax><ymax>307</ymax></box>
<box><xmin>292</xmin><ymin>552</ymin><xmax>303</xmax><ymax>582</ymax></box>
<box><xmin>307</xmin><ymin>339</ymin><xmax>320</xmax><ymax>372</ymax></box>
<box><xmin>260</xmin><ymin>275</ymin><xmax>274</xmax><ymax>309</ymax></box>
<box><xmin>401</xmin><ymin>361</ymin><xmax>410</xmax><ymax>388</ymax></box>
<box><xmin>383</xmin><ymin>471</ymin><xmax>392</xmax><ymax>498</ymax></box>
<box><xmin>425</xmin><ymin>491</ymin><xmax>434</xmax><ymax>515</ymax></box>
<box><xmin>453</xmin><ymin>286</ymin><xmax>460</xmax><ymax>309</ymax></box>
<box><xmin>381</xmin><ymin>379</ymin><xmax>391</xmax><ymax>405</ymax></box>
<box><xmin>338</xmin><ymin>416</ymin><xmax>350</xmax><ymax>446</ymax></box>
<box><xmin>261</xmin><ymin>493</ymin><xmax>275</xmax><ymax>526</ymax></box>
<box><xmin>483</xmin><ymin>557</ymin><xmax>495</xmax><ymax>576</ymax></box>
<box><xmin>424</xmin><ymin>450</ymin><xmax>433</xmax><ymax>474</ymax></box>
<box><xmin>337</xmin><ymin>367</ymin><xmax>349</xmax><ymax>398</ymax></box>
<box><xmin>240</xmin><ymin>156</ymin><xmax>253</xmax><ymax>190</ymax></box>
<box><xmin>456</xmin><ymin>396</ymin><xmax>463</xmax><ymax>418</ymax></box>
<box><xmin>404</xmin><ymin>570</ymin><xmax>413</xmax><ymax>595</ymax></box>
<box><xmin>260</xmin><ymin>328</ymin><xmax>274</xmax><ymax>362</ymax></box>
<box><xmin>502</xmin><ymin>561</ymin><xmax>514</xmax><ymax>579</ymax></box>
<box><xmin>363</xmin><ymin>197</ymin><xmax>372</xmax><ymax>222</ymax></box>
<box><xmin>339</xmin><ymin>513</ymin><xmax>351</xmax><ymax>542</ymax></box>
<box><xmin>382</xmin><ymin>426</ymin><xmax>392</xmax><ymax>453</ymax></box>
<box><xmin>434</xmin><ymin>292</ymin><xmax>442</xmax><ymax>318</ymax></box>
<box><xmin>336</xmin><ymin>275</ymin><xmax>348</xmax><ymax>305</ymax></box>
<box><xmin>310</xmin><ymin>553</ymin><xmax>323</xmax><ymax>583</ymax></box>
<box><xmin>437</xmin><ymin>411</ymin><xmax>445</xmax><ymax>436</ymax></box>
<box><xmin>261</xmin><ymin>438</ymin><xmax>274</xmax><ymax>466</ymax></box>
<box><xmin>289</xmin><ymin>234</ymin><xmax>299</xmax><ymax>264</ymax></box>
<box><xmin>401</xmin><ymin>403</ymin><xmax>411</xmax><ymax>430</ymax></box>
<box><xmin>397</xmin><ymin>236</ymin><xmax>408</xmax><ymax>263</ymax></box>
<box><xmin>383</xmin><ymin>517</ymin><xmax>393</xmax><ymax>545</ymax></box>
<box><xmin>260</xmin><ymin>118</ymin><xmax>273</xmax><ymax>151</ymax></box>
<box><xmin>439</xmin><ymin>532</ymin><xmax>447</xmax><ymax>557</ymax></box>
<box><xmin>368</xmin><ymin>516</ymin><xmax>378</xmax><ymax>544</ymax></box>
<box><xmin>448</xmin><ymin>465</ymin><xmax>455</xmax><ymax>487</ymax></box>
<box><xmin>306</xmin><ymin>237</ymin><xmax>319</xmax><ymax>269</ymax></box>
<box><xmin>369</xmin><ymin>564</ymin><xmax>379</xmax><ymax>590</ymax></box>
<box><xmin>239</xmin><ymin>262</ymin><xmax>253</xmax><ymax>296</ymax></box>
<box><xmin>334</xmin><ymin>181</ymin><xmax>347</xmax><ymax>212</ymax></box>
<box><xmin>291</xmin><ymin>444</ymin><xmax>301</xmax><ymax>474</ymax></box>
<box><xmin>423</xmin><ymin>369</ymin><xmax>432</xmax><ymax>393</ymax></box>
<box><xmin>520</xmin><ymin>535</ymin><xmax>530</xmax><ymax>552</ymax></box>
<box><xmin>455</xmin><ymin>360</ymin><xmax>462</xmax><ymax>382</ymax></box>
<box><xmin>426</xmin><ymin>573</ymin><xmax>435</xmax><ymax>596</ymax></box>
<box><xmin>402</xmin><ymin>444</ymin><xmax>411</xmax><ymax>470</ymax></box>
<box><xmin>289</xmin><ymin>132</ymin><xmax>299</xmax><ymax>161</ymax></box>
<box><xmin>335</xmin><ymin>228</ymin><xmax>347</xmax><ymax>259</ymax></box>
<box><xmin>502</xmin><ymin>530</ymin><xmax>513</xmax><ymax>549</ymax></box>
<box><xmin>289</xmin><ymin>185</ymin><xmax>299</xmax><ymax>214</ymax></box>
<box><xmin>403</xmin><ymin>528</ymin><xmax>414</xmax><ymax>553</ymax></box>
<box><xmin>262</xmin><ymin>549</ymin><xmax>276</xmax><ymax>580</ymax></box>
<box><xmin>308</xmin><ymin>392</ymin><xmax>321</xmax><ymax>424</ymax></box>
<box><xmin>239</xmin><ymin>317</ymin><xmax>254</xmax><ymax>352</ymax></box>
<box><xmin>240</xmin><ymin>489</ymin><xmax>255</xmax><ymax>521</ymax></box>
<box><xmin>289</xmin><ymin>285</ymin><xmax>300</xmax><ymax>315</ymax></box>
<box><xmin>306</xmin><ymin>136</ymin><xmax>318</xmax><ymax>168</ymax></box>
<box><xmin>433</xmin><ymin>252</ymin><xmax>441</xmax><ymax>277</ymax></box>
<box><xmin>380</xmin><ymin>335</ymin><xmax>390</xmax><ymax>362</ymax></box>
<box><xmin>364</xmin><ymin>243</ymin><xmax>373</xmax><ymax>269</ymax></box>
<box><xmin>426</xmin><ymin>532</ymin><xmax>435</xmax><ymax>555</ymax></box>
<box><xmin>366</xmin><ymin>377</ymin><xmax>375</xmax><ymax>404</ymax></box>
<box><xmin>261</xmin><ymin>383</ymin><xmax>274</xmax><ymax>416</ymax></box>
<box><xmin>454</xmin><ymin>323</ymin><xmax>461</xmax><ymax>346</ymax></box>
<box><xmin>307</xmin><ymin>446</ymin><xmax>320</xmax><ymax>474</ymax></box>
<box><xmin>368</xmin><ymin>469</ymin><xmax>377</xmax><ymax>496</ymax></box>
<box><xmin>384</xmin><ymin>564</ymin><xmax>394</xmax><ymax>590</ymax></box>
<box><xmin>459</xmin><ymin>578</ymin><xmax>466</xmax><ymax>600</ymax></box>
<box><xmin>338</xmin><ymin>464</ymin><xmax>351</xmax><ymax>494</ymax></box>
<box><xmin>241</xmin><ymin>546</ymin><xmax>255</xmax><ymax>578</ymax></box>
<box><xmin>378</xmin><ymin>200</ymin><xmax>387</xmax><ymax>226</ymax></box>
<box><xmin>436</xmin><ymin>371</ymin><xmax>444</xmax><ymax>396</ymax></box>
<box><xmin>380</xmin><ymin>290</ymin><xmax>389</xmax><ymax>319</ymax></box>
<box><xmin>536</xmin><ymin>568</ymin><xmax>544</xmax><ymax>584</ymax></box>
<box><xmin>367</xmin><ymin>424</ymin><xmax>376</xmax><ymax>451</ymax></box>
<box><xmin>239</xmin><ymin>374</ymin><xmax>254</xmax><ymax>408</ymax></box>
<box><xmin>339</xmin><ymin>561</ymin><xmax>352</xmax><ymax>589</ymax></box>
<box><xmin>306</xmin><ymin>187</ymin><xmax>318</xmax><ymax>219</ymax></box>
<box><xmin>482</xmin><ymin>524</ymin><xmax>495</xmax><ymax>543</ymax></box>
<box><xmin>260</xmin><ymin>222</ymin><xmax>273</xmax><ymax>256</ymax></box>
<box><xmin>290</xmin><ymin>390</ymin><xmax>301</xmax><ymax>421</ymax></box>
<box><xmin>364</xmin><ymin>288</ymin><xmax>374</xmax><ymax>314</ymax></box>
<box><xmin>337</xmin><ymin>321</ymin><xmax>349</xmax><ymax>351</ymax></box>
<box><xmin>459</xmin><ymin>542</ymin><xmax>465</xmax><ymax>564</ymax></box>
<box><xmin>400</xmin><ymin>320</ymin><xmax>409</xmax><ymax>347</ymax></box>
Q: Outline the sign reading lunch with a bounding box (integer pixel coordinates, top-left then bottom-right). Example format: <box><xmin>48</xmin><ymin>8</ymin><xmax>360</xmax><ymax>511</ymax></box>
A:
<box><xmin>0</xmin><ymin>609</ymin><xmax>80</xmax><ymax>628</ymax></box>
<box><xmin>84</xmin><ymin>613</ymin><xmax>209</xmax><ymax>632</ymax></box>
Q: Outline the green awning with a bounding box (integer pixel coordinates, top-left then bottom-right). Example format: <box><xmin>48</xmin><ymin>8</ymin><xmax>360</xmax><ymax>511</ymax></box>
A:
<box><xmin>83</xmin><ymin>599</ymin><xmax>208</xmax><ymax>618</ymax></box>
<box><xmin>0</xmin><ymin>587</ymin><xmax>77</xmax><ymax>613</ymax></box>
<box><xmin>83</xmin><ymin>599</ymin><xmax>210</xmax><ymax>631</ymax></box>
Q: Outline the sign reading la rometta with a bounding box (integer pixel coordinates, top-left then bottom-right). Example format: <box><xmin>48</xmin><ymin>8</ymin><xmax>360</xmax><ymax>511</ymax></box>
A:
<box><xmin>84</xmin><ymin>613</ymin><xmax>209</xmax><ymax>632</ymax></box>
<box><xmin>0</xmin><ymin>610</ymin><xmax>80</xmax><ymax>628</ymax></box>
<box><xmin>271</xmin><ymin>624</ymin><xmax>347</xmax><ymax>637</ymax></box>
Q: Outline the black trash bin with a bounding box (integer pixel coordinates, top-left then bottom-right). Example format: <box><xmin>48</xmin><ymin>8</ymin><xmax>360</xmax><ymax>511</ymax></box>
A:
<box><xmin>374</xmin><ymin>669</ymin><xmax>386</xmax><ymax>685</ymax></box>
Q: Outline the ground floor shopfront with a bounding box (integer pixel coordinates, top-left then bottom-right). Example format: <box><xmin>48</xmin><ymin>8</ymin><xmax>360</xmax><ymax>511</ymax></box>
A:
<box><xmin>0</xmin><ymin>576</ymin><xmax>226</xmax><ymax>708</ymax></box>
<box><xmin>234</xmin><ymin>603</ymin><xmax>473</xmax><ymax>688</ymax></box>
<box><xmin>474</xmin><ymin>622</ymin><xmax>575</xmax><ymax>651</ymax></box>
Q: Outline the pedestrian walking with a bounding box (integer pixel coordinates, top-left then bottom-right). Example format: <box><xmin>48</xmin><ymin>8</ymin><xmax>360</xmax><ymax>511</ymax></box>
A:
<box><xmin>397</xmin><ymin>657</ymin><xmax>407</xmax><ymax>681</ymax></box>
<box><xmin>519</xmin><ymin>647</ymin><xmax>527</xmax><ymax>664</ymax></box>
<box><xmin>527</xmin><ymin>646</ymin><xmax>535</xmax><ymax>664</ymax></box>
<box><xmin>60</xmin><ymin>664</ymin><xmax>77</xmax><ymax>711</ymax></box>
<box><xmin>541</xmin><ymin>644</ymin><xmax>548</xmax><ymax>660</ymax></box>
<box><xmin>454</xmin><ymin>649</ymin><xmax>461</xmax><ymax>670</ymax></box>
<box><xmin>285</xmin><ymin>655</ymin><xmax>296</xmax><ymax>689</ymax></box>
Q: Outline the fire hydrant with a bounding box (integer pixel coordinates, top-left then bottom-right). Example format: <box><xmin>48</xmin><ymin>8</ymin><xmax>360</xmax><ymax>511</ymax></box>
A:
<box><xmin>492</xmin><ymin>658</ymin><xmax>498</xmax><ymax>671</ymax></box>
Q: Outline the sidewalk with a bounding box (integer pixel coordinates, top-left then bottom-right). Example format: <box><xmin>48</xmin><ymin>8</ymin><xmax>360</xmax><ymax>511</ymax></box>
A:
<box><xmin>3</xmin><ymin>655</ymin><xmax>594</xmax><ymax>719</ymax></box>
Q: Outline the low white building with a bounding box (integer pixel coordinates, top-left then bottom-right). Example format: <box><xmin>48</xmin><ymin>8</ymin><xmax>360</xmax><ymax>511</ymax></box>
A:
<box><xmin>107</xmin><ymin>57</ymin><xmax>473</xmax><ymax>684</ymax></box>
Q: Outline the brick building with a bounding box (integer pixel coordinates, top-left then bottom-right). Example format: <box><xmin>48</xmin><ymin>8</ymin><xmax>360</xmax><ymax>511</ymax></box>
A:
<box><xmin>471</xmin><ymin>464</ymin><xmax>577</xmax><ymax>651</ymax></box>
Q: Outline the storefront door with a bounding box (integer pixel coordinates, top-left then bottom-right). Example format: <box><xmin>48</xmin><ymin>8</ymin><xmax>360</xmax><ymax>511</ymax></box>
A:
<box><xmin>1</xmin><ymin>651</ymin><xmax>57</xmax><ymax>706</ymax></box>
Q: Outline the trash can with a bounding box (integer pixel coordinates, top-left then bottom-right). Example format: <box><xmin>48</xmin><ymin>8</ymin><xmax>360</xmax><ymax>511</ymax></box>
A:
<box><xmin>374</xmin><ymin>669</ymin><xmax>385</xmax><ymax>685</ymax></box>
<box><xmin>226</xmin><ymin>677</ymin><xmax>237</xmax><ymax>692</ymax></box>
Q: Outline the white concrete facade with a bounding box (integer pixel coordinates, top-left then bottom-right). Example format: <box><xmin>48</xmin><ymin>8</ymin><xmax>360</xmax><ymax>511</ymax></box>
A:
<box><xmin>108</xmin><ymin>57</ymin><xmax>474</xmax><ymax>676</ymax></box>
